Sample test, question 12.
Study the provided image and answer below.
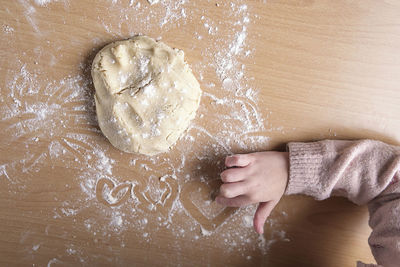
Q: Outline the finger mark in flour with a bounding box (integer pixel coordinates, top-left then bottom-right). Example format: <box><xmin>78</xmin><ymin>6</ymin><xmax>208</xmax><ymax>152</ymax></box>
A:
<box><xmin>96</xmin><ymin>178</ymin><xmax>133</xmax><ymax>207</ymax></box>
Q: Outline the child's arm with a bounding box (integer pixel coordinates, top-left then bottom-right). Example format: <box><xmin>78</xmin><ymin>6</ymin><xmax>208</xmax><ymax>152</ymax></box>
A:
<box><xmin>287</xmin><ymin>140</ymin><xmax>400</xmax><ymax>266</ymax></box>
<box><xmin>217</xmin><ymin>140</ymin><xmax>400</xmax><ymax>267</ymax></box>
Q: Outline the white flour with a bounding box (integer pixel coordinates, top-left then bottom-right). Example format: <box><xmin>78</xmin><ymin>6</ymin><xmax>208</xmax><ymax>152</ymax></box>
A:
<box><xmin>147</xmin><ymin>0</ymin><xmax>159</xmax><ymax>5</ymax></box>
<box><xmin>0</xmin><ymin>164</ymin><xmax>11</xmax><ymax>182</ymax></box>
<box><xmin>34</xmin><ymin>0</ymin><xmax>55</xmax><ymax>6</ymax></box>
<box><xmin>2</xmin><ymin>24</ymin><xmax>14</xmax><ymax>34</ymax></box>
<box><xmin>47</xmin><ymin>258</ymin><xmax>62</xmax><ymax>267</ymax></box>
<box><xmin>0</xmin><ymin>0</ymin><xmax>290</xmax><ymax>265</ymax></box>
<box><xmin>18</xmin><ymin>0</ymin><xmax>40</xmax><ymax>34</ymax></box>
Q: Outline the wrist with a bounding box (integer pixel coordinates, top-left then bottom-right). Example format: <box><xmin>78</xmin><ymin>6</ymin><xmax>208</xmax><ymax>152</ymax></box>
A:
<box><xmin>284</xmin><ymin>142</ymin><xmax>325</xmax><ymax>197</ymax></box>
<box><xmin>280</xmin><ymin>152</ymin><xmax>290</xmax><ymax>193</ymax></box>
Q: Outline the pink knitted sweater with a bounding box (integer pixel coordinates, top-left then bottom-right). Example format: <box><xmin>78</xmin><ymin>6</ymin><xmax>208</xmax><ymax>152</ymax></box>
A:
<box><xmin>286</xmin><ymin>140</ymin><xmax>400</xmax><ymax>267</ymax></box>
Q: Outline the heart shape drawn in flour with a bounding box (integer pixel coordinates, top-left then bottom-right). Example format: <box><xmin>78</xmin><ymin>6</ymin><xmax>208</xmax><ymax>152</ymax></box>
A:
<box><xmin>181</xmin><ymin>179</ymin><xmax>237</xmax><ymax>232</ymax></box>
<box><xmin>133</xmin><ymin>175</ymin><xmax>178</xmax><ymax>217</ymax></box>
<box><xmin>96</xmin><ymin>178</ymin><xmax>132</xmax><ymax>207</ymax></box>
<box><xmin>131</xmin><ymin>159</ymin><xmax>178</xmax><ymax>217</ymax></box>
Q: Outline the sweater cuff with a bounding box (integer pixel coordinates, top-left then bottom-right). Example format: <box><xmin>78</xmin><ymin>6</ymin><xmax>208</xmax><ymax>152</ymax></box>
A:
<box><xmin>285</xmin><ymin>142</ymin><xmax>325</xmax><ymax>197</ymax></box>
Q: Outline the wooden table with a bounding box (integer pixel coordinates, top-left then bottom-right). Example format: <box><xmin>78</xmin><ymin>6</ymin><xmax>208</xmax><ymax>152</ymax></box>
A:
<box><xmin>1</xmin><ymin>0</ymin><xmax>399</xmax><ymax>266</ymax></box>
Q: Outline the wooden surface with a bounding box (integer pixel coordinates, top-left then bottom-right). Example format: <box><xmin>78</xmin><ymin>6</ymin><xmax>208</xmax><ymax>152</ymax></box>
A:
<box><xmin>1</xmin><ymin>0</ymin><xmax>400</xmax><ymax>266</ymax></box>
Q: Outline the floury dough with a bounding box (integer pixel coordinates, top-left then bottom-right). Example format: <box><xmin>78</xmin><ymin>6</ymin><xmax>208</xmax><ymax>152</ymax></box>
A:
<box><xmin>91</xmin><ymin>36</ymin><xmax>202</xmax><ymax>155</ymax></box>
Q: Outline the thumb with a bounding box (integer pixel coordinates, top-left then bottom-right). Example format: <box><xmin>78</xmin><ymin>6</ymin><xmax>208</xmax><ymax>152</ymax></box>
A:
<box><xmin>253</xmin><ymin>201</ymin><xmax>276</xmax><ymax>234</ymax></box>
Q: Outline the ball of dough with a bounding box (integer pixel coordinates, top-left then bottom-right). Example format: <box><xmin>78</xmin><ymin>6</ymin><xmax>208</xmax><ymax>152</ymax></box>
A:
<box><xmin>91</xmin><ymin>36</ymin><xmax>202</xmax><ymax>155</ymax></box>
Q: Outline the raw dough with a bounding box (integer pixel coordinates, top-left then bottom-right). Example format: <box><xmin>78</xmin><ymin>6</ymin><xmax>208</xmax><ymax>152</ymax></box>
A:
<box><xmin>91</xmin><ymin>36</ymin><xmax>202</xmax><ymax>155</ymax></box>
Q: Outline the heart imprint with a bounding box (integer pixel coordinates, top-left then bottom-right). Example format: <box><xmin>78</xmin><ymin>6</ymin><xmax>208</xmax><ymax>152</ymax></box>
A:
<box><xmin>131</xmin><ymin>159</ymin><xmax>178</xmax><ymax>216</ymax></box>
<box><xmin>181</xmin><ymin>179</ymin><xmax>237</xmax><ymax>232</ymax></box>
<box><xmin>133</xmin><ymin>175</ymin><xmax>178</xmax><ymax>217</ymax></box>
<box><xmin>96</xmin><ymin>178</ymin><xmax>132</xmax><ymax>207</ymax></box>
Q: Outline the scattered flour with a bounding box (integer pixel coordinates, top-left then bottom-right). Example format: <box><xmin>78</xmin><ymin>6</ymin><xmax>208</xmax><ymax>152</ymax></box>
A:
<box><xmin>47</xmin><ymin>258</ymin><xmax>61</xmax><ymax>267</ymax></box>
<box><xmin>32</xmin><ymin>244</ymin><xmax>40</xmax><ymax>251</ymax></box>
<box><xmin>111</xmin><ymin>214</ymin><xmax>123</xmax><ymax>227</ymax></box>
<box><xmin>0</xmin><ymin>0</ymin><xmax>290</xmax><ymax>265</ymax></box>
<box><xmin>34</xmin><ymin>0</ymin><xmax>54</xmax><ymax>6</ymax></box>
<box><xmin>200</xmin><ymin>226</ymin><xmax>212</xmax><ymax>236</ymax></box>
<box><xmin>158</xmin><ymin>0</ymin><xmax>188</xmax><ymax>26</ymax></box>
<box><xmin>242</xmin><ymin>215</ymin><xmax>253</xmax><ymax>228</ymax></box>
<box><xmin>2</xmin><ymin>24</ymin><xmax>14</xmax><ymax>34</ymax></box>
<box><xmin>18</xmin><ymin>0</ymin><xmax>41</xmax><ymax>34</ymax></box>
<box><xmin>147</xmin><ymin>0</ymin><xmax>159</xmax><ymax>5</ymax></box>
<box><xmin>60</xmin><ymin>207</ymin><xmax>78</xmax><ymax>217</ymax></box>
<box><xmin>0</xmin><ymin>164</ymin><xmax>11</xmax><ymax>182</ymax></box>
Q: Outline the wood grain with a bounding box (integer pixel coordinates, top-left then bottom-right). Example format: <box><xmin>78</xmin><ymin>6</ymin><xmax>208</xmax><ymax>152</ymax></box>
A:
<box><xmin>1</xmin><ymin>0</ymin><xmax>399</xmax><ymax>266</ymax></box>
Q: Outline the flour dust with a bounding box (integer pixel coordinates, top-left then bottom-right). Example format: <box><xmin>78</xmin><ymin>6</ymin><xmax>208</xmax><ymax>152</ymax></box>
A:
<box><xmin>0</xmin><ymin>0</ymin><xmax>290</xmax><ymax>265</ymax></box>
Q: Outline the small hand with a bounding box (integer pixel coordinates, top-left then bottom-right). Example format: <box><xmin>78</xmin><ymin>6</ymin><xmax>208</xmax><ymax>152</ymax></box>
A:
<box><xmin>216</xmin><ymin>152</ymin><xmax>289</xmax><ymax>234</ymax></box>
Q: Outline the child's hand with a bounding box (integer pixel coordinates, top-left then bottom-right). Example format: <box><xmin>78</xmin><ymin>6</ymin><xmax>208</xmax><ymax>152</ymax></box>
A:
<box><xmin>216</xmin><ymin>152</ymin><xmax>289</xmax><ymax>234</ymax></box>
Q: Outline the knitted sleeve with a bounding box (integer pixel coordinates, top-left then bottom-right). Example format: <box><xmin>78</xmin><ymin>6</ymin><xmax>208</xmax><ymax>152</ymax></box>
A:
<box><xmin>286</xmin><ymin>140</ymin><xmax>400</xmax><ymax>267</ymax></box>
